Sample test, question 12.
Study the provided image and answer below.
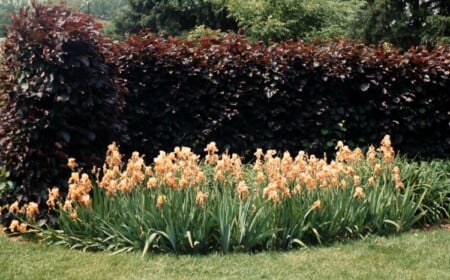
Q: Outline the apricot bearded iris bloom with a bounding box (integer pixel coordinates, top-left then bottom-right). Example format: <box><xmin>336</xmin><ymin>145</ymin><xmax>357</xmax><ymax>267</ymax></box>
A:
<box><xmin>237</xmin><ymin>181</ymin><xmax>250</xmax><ymax>201</ymax></box>
<box><xmin>353</xmin><ymin>187</ymin><xmax>365</xmax><ymax>198</ymax></box>
<box><xmin>67</xmin><ymin>158</ymin><xmax>77</xmax><ymax>170</ymax></box>
<box><xmin>195</xmin><ymin>191</ymin><xmax>209</xmax><ymax>208</ymax></box>
<box><xmin>156</xmin><ymin>195</ymin><xmax>167</xmax><ymax>209</ymax></box>
<box><xmin>26</xmin><ymin>202</ymin><xmax>40</xmax><ymax>219</ymax></box>
<box><xmin>147</xmin><ymin>177</ymin><xmax>158</xmax><ymax>189</ymax></box>
<box><xmin>7</xmin><ymin>219</ymin><xmax>27</xmax><ymax>233</ymax></box>
<box><xmin>353</xmin><ymin>175</ymin><xmax>361</xmax><ymax>186</ymax></box>
<box><xmin>9</xmin><ymin>201</ymin><xmax>20</xmax><ymax>214</ymax></box>
<box><xmin>9</xmin><ymin>219</ymin><xmax>20</xmax><ymax>232</ymax></box>
<box><xmin>47</xmin><ymin>187</ymin><xmax>60</xmax><ymax>209</ymax></box>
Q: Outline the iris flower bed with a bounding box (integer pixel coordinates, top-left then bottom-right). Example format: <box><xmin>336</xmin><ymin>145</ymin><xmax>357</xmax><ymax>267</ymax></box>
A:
<box><xmin>3</xmin><ymin>135</ymin><xmax>449</xmax><ymax>254</ymax></box>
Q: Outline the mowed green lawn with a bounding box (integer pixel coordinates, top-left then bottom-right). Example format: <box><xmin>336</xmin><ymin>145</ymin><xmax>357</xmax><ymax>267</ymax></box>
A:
<box><xmin>0</xmin><ymin>227</ymin><xmax>449</xmax><ymax>280</ymax></box>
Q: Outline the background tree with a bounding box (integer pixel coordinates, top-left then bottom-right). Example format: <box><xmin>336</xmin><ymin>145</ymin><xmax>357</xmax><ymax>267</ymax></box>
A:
<box><xmin>361</xmin><ymin>0</ymin><xmax>450</xmax><ymax>49</ymax></box>
<box><xmin>0</xmin><ymin>0</ymin><xmax>29</xmax><ymax>35</ymax></box>
<box><xmin>111</xmin><ymin>0</ymin><xmax>366</xmax><ymax>41</ymax></box>
<box><xmin>421</xmin><ymin>14</ymin><xmax>450</xmax><ymax>46</ymax></box>
<box><xmin>113</xmin><ymin>0</ymin><xmax>237</xmax><ymax>36</ymax></box>
<box><xmin>226</xmin><ymin>0</ymin><xmax>366</xmax><ymax>42</ymax></box>
<box><xmin>62</xmin><ymin>0</ymin><xmax>128</xmax><ymax>20</ymax></box>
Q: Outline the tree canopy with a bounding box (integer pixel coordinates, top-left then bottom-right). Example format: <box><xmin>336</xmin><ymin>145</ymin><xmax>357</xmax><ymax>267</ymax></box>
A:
<box><xmin>226</xmin><ymin>0</ymin><xmax>366</xmax><ymax>42</ymax></box>
<box><xmin>64</xmin><ymin>0</ymin><xmax>129</xmax><ymax>20</ymax></box>
<box><xmin>113</xmin><ymin>0</ymin><xmax>237</xmax><ymax>35</ymax></box>
<box><xmin>0</xmin><ymin>0</ymin><xmax>29</xmax><ymax>35</ymax></box>
<box><xmin>111</xmin><ymin>0</ymin><xmax>366</xmax><ymax>41</ymax></box>
<box><xmin>362</xmin><ymin>0</ymin><xmax>450</xmax><ymax>49</ymax></box>
<box><xmin>1</xmin><ymin>0</ymin><xmax>448</xmax><ymax>49</ymax></box>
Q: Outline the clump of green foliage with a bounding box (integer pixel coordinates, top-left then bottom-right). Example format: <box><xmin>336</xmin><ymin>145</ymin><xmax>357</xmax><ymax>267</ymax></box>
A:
<box><xmin>226</xmin><ymin>0</ymin><xmax>366</xmax><ymax>42</ymax></box>
<box><xmin>11</xmin><ymin>137</ymin><xmax>448</xmax><ymax>255</ymax></box>
<box><xmin>112</xmin><ymin>0</ymin><xmax>237</xmax><ymax>36</ymax></box>
<box><xmin>0</xmin><ymin>168</ymin><xmax>13</xmax><ymax>196</ymax></box>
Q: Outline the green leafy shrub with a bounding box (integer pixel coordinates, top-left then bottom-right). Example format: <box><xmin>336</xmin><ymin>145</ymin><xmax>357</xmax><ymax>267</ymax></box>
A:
<box><xmin>226</xmin><ymin>0</ymin><xmax>367</xmax><ymax>42</ymax></box>
<box><xmin>0</xmin><ymin>2</ymin><xmax>124</xmax><ymax>224</ymax></box>
<box><xmin>184</xmin><ymin>25</ymin><xmax>227</xmax><ymax>41</ymax></box>
<box><xmin>361</xmin><ymin>0</ymin><xmax>450</xmax><ymax>50</ymax></box>
<box><xmin>400</xmin><ymin>159</ymin><xmax>450</xmax><ymax>224</ymax></box>
<box><xmin>0</xmin><ymin>44</ymin><xmax>10</xmax><ymax>108</ymax></box>
<box><xmin>118</xmin><ymin>34</ymin><xmax>450</xmax><ymax>160</ymax></box>
<box><xmin>0</xmin><ymin>167</ymin><xmax>13</xmax><ymax>196</ymax></box>
<box><xmin>113</xmin><ymin>0</ymin><xmax>237</xmax><ymax>36</ymax></box>
<box><xmin>0</xmin><ymin>0</ymin><xmax>29</xmax><ymax>36</ymax></box>
<box><xmin>421</xmin><ymin>15</ymin><xmax>450</xmax><ymax>47</ymax></box>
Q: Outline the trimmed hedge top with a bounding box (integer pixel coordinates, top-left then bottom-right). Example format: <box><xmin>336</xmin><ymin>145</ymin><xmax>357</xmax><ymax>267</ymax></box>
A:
<box><xmin>118</xmin><ymin>34</ymin><xmax>450</xmax><ymax>160</ymax></box>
